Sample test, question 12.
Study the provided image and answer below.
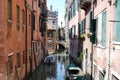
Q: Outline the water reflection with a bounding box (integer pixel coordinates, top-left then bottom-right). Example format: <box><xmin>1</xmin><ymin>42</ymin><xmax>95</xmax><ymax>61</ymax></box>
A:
<box><xmin>27</xmin><ymin>54</ymin><xmax>69</xmax><ymax>80</ymax></box>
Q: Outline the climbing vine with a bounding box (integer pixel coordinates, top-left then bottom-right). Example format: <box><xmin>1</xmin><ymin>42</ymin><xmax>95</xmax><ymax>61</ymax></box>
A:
<box><xmin>77</xmin><ymin>52</ymin><xmax>83</xmax><ymax>62</ymax></box>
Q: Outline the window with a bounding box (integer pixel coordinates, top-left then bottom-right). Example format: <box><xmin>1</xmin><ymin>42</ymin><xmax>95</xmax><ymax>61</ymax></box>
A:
<box><xmin>102</xmin><ymin>10</ymin><xmax>107</xmax><ymax>47</ymax></box>
<box><xmin>47</xmin><ymin>32</ymin><xmax>53</xmax><ymax>38</ymax></box>
<box><xmin>7</xmin><ymin>0</ymin><xmax>12</xmax><ymax>38</ymax></box>
<box><xmin>72</xmin><ymin>25</ymin><xmax>76</xmax><ymax>38</ymax></box>
<box><xmin>22</xmin><ymin>10</ymin><xmax>25</xmax><ymax>25</ymax></box>
<box><xmin>74</xmin><ymin>26</ymin><xmax>76</xmax><ymax>37</ymax></box>
<box><xmin>29</xmin><ymin>14</ymin><xmax>31</xmax><ymax>26</ymax></box>
<box><xmin>99</xmin><ymin>71</ymin><xmax>104</xmax><ymax>80</ymax></box>
<box><xmin>40</xmin><ymin>0</ymin><xmax>42</xmax><ymax>9</ymax></box>
<box><xmin>72</xmin><ymin>4</ymin><xmax>73</xmax><ymax>17</ymax></box>
<box><xmin>17</xmin><ymin>53</ymin><xmax>20</xmax><ymax>68</ymax></box>
<box><xmin>8</xmin><ymin>0</ymin><xmax>12</xmax><ymax>20</ymax></box>
<box><xmin>68</xmin><ymin>11</ymin><xmax>70</xmax><ymax>20</ymax></box>
<box><xmin>69</xmin><ymin>28</ymin><xmax>72</xmax><ymax>38</ymax></box>
<box><xmin>92</xmin><ymin>18</ymin><xmax>98</xmax><ymax>44</ymax></box>
<box><xmin>39</xmin><ymin>18</ymin><xmax>41</xmax><ymax>32</ymax></box>
<box><xmin>73</xmin><ymin>0</ymin><xmax>75</xmax><ymax>16</ymax></box>
<box><xmin>16</xmin><ymin>5</ymin><xmax>20</xmax><ymax>23</ymax></box>
<box><xmin>89</xmin><ymin>11</ymin><xmax>93</xmax><ymax>32</ymax></box>
<box><xmin>72</xmin><ymin>26</ymin><xmax>74</xmax><ymax>38</ymax></box>
<box><xmin>16</xmin><ymin>5</ymin><xmax>20</xmax><ymax>31</ymax></box>
<box><xmin>70</xmin><ymin>7</ymin><xmax>72</xmax><ymax>18</ymax></box>
<box><xmin>114</xmin><ymin>0</ymin><xmax>120</xmax><ymax>42</ymax></box>
<box><xmin>38</xmin><ymin>41</ymin><xmax>41</xmax><ymax>47</ymax></box>
<box><xmin>33</xmin><ymin>42</ymin><xmax>35</xmax><ymax>53</ymax></box>
<box><xmin>8</xmin><ymin>55</ymin><xmax>13</xmax><ymax>74</ymax></box>
<box><xmin>80</xmin><ymin>18</ymin><xmax>86</xmax><ymax>34</ymax></box>
<box><xmin>38</xmin><ymin>0</ymin><xmax>40</xmax><ymax>7</ymax></box>
<box><xmin>32</xmin><ymin>13</ymin><xmax>35</xmax><ymax>30</ymax></box>
<box><xmin>23</xmin><ymin>51</ymin><xmax>26</xmax><ymax>64</ymax></box>
<box><xmin>36</xmin><ymin>42</ymin><xmax>37</xmax><ymax>53</ymax></box>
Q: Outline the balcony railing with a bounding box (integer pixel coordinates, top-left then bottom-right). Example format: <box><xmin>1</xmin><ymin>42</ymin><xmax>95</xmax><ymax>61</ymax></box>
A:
<box><xmin>80</xmin><ymin>0</ymin><xmax>91</xmax><ymax>10</ymax></box>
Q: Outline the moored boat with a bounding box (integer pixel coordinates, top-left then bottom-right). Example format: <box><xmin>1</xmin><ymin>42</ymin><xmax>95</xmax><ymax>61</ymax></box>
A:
<box><xmin>65</xmin><ymin>63</ymin><xmax>82</xmax><ymax>80</ymax></box>
<box><xmin>44</xmin><ymin>55</ymin><xmax>55</xmax><ymax>64</ymax></box>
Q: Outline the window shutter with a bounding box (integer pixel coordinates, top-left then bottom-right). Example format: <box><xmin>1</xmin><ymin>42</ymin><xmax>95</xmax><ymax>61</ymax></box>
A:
<box><xmin>90</xmin><ymin>11</ymin><xmax>92</xmax><ymax>32</ymax></box>
<box><xmin>8</xmin><ymin>0</ymin><xmax>12</xmax><ymax>20</ymax></box>
<box><xmin>32</xmin><ymin>13</ymin><xmax>35</xmax><ymax>30</ymax></box>
<box><xmin>96</xmin><ymin>18</ymin><xmax>98</xmax><ymax>44</ymax></box>
<box><xmin>115</xmin><ymin>0</ymin><xmax>120</xmax><ymax>41</ymax></box>
<box><xmin>102</xmin><ymin>10</ymin><xmax>107</xmax><ymax>47</ymax></box>
<box><xmin>68</xmin><ymin>11</ymin><xmax>70</xmax><ymax>20</ymax></box>
<box><xmin>91</xmin><ymin>18</ymin><xmax>98</xmax><ymax>44</ymax></box>
<box><xmin>71</xmin><ymin>28</ymin><xmax>72</xmax><ymax>38</ymax></box>
<box><xmin>81</xmin><ymin>21</ymin><xmax>84</xmax><ymax>33</ymax></box>
<box><xmin>84</xmin><ymin>18</ymin><xmax>86</xmax><ymax>33</ymax></box>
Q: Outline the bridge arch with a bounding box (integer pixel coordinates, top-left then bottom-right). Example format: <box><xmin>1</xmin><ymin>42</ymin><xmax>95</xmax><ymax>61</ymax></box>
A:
<box><xmin>56</xmin><ymin>41</ymin><xmax>66</xmax><ymax>52</ymax></box>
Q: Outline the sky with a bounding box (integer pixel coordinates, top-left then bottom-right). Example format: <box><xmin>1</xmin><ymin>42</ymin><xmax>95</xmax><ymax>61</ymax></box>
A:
<box><xmin>47</xmin><ymin>0</ymin><xmax>65</xmax><ymax>27</ymax></box>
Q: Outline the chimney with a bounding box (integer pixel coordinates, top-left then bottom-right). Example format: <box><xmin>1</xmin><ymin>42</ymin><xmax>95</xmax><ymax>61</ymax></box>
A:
<box><xmin>50</xmin><ymin>5</ymin><xmax>52</xmax><ymax>12</ymax></box>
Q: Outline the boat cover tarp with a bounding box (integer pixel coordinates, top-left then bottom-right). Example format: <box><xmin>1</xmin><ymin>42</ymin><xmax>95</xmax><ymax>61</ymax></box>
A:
<box><xmin>66</xmin><ymin>62</ymin><xmax>78</xmax><ymax>70</ymax></box>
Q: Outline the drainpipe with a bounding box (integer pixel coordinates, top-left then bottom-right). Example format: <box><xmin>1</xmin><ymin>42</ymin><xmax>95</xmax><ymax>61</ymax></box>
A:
<box><xmin>32</xmin><ymin>0</ymin><xmax>37</xmax><ymax>68</ymax></box>
<box><xmin>29</xmin><ymin>0</ymin><xmax>34</xmax><ymax>73</ymax></box>
<box><xmin>77</xmin><ymin>1</ymin><xmax>80</xmax><ymax>67</ymax></box>
<box><xmin>25</xmin><ymin>0</ymin><xmax>28</xmax><ymax>75</ymax></box>
<box><xmin>91</xmin><ymin>0</ymin><xmax>95</xmax><ymax>79</ymax></box>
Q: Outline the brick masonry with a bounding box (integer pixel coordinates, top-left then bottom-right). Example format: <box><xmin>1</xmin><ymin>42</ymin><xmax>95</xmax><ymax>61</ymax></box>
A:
<box><xmin>0</xmin><ymin>0</ymin><xmax>46</xmax><ymax>80</ymax></box>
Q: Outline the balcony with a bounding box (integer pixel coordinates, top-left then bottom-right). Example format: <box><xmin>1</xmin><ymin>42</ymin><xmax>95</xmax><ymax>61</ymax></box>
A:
<box><xmin>40</xmin><ymin>10</ymin><xmax>47</xmax><ymax>18</ymax></box>
<box><xmin>40</xmin><ymin>2</ymin><xmax>47</xmax><ymax>18</ymax></box>
<box><xmin>80</xmin><ymin>0</ymin><xmax>91</xmax><ymax>10</ymax></box>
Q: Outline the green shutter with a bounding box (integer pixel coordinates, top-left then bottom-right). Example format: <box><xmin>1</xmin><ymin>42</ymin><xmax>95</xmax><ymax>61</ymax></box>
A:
<box><xmin>95</xmin><ymin>18</ymin><xmax>98</xmax><ymax>44</ymax></box>
<box><xmin>90</xmin><ymin>11</ymin><xmax>92</xmax><ymax>32</ymax></box>
<box><xmin>80</xmin><ymin>23</ymin><xmax>82</xmax><ymax>34</ymax></box>
<box><xmin>115</xmin><ymin>0</ymin><xmax>120</xmax><ymax>41</ymax></box>
<box><xmin>92</xmin><ymin>18</ymin><xmax>98</xmax><ymax>44</ymax></box>
<box><xmin>82</xmin><ymin>21</ymin><xmax>84</xmax><ymax>33</ymax></box>
<box><xmin>102</xmin><ymin>10</ymin><xmax>107</xmax><ymax>47</ymax></box>
<box><xmin>84</xmin><ymin>18</ymin><xmax>86</xmax><ymax>33</ymax></box>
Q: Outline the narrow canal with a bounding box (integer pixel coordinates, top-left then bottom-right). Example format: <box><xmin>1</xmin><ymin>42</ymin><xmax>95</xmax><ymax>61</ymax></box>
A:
<box><xmin>27</xmin><ymin>54</ymin><xmax>69</xmax><ymax>80</ymax></box>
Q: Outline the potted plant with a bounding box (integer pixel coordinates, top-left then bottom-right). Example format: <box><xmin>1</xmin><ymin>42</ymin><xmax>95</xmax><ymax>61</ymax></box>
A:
<box><xmin>77</xmin><ymin>52</ymin><xmax>83</xmax><ymax>62</ymax></box>
<box><xmin>87</xmin><ymin>32</ymin><xmax>93</xmax><ymax>38</ymax></box>
<box><xmin>80</xmin><ymin>33</ymin><xmax>85</xmax><ymax>39</ymax></box>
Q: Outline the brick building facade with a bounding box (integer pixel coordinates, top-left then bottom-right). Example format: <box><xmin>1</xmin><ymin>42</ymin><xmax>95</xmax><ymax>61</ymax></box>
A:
<box><xmin>0</xmin><ymin>0</ymin><xmax>47</xmax><ymax>80</ymax></box>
